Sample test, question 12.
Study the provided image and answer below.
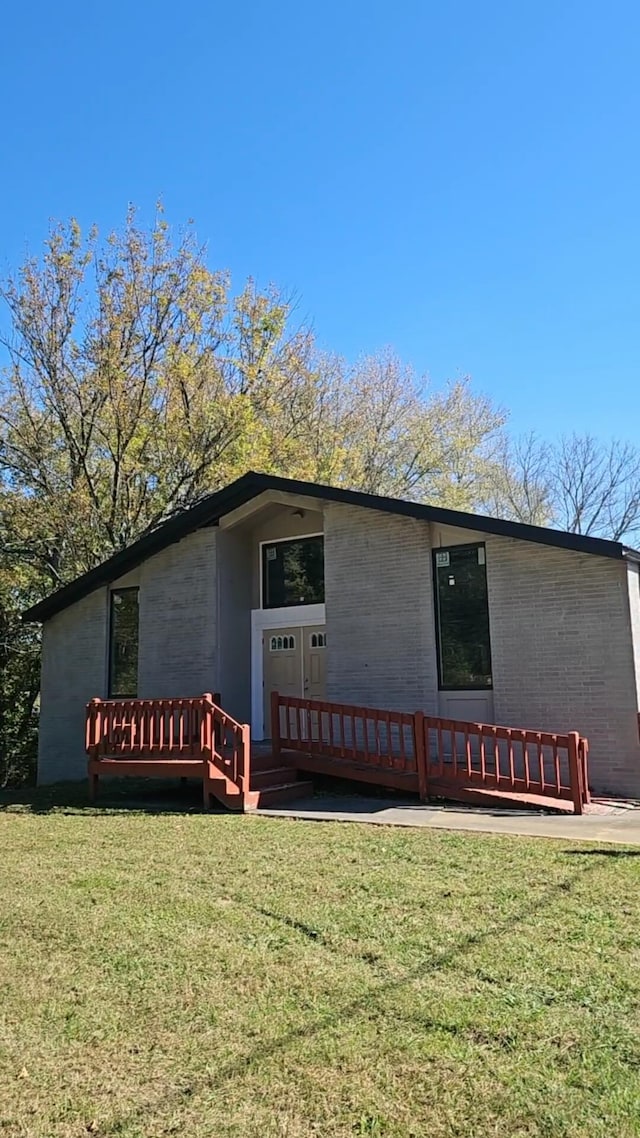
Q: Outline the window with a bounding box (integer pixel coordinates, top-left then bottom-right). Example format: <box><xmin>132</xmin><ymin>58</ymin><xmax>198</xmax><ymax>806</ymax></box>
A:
<box><xmin>433</xmin><ymin>545</ymin><xmax>492</xmax><ymax>690</ymax></box>
<box><xmin>310</xmin><ymin>632</ymin><xmax>326</xmax><ymax>648</ymax></box>
<box><xmin>262</xmin><ymin>536</ymin><xmax>324</xmax><ymax>609</ymax></box>
<box><xmin>108</xmin><ymin>588</ymin><xmax>139</xmax><ymax>697</ymax></box>
<box><xmin>270</xmin><ymin>634</ymin><xmax>296</xmax><ymax>651</ymax></box>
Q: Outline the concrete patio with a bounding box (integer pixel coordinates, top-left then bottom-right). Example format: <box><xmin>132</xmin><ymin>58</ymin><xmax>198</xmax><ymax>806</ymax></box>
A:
<box><xmin>257</xmin><ymin>794</ymin><xmax>640</xmax><ymax>845</ymax></box>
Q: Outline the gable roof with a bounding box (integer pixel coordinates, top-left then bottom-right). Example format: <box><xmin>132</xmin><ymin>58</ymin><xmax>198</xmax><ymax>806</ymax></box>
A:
<box><xmin>22</xmin><ymin>470</ymin><xmax>640</xmax><ymax>623</ymax></box>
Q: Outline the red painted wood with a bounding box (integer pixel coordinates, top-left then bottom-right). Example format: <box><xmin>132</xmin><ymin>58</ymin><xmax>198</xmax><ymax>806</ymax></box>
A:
<box><xmin>414</xmin><ymin>711</ymin><xmax>428</xmax><ymax>802</ymax></box>
<box><xmin>270</xmin><ymin>692</ymin><xmax>590</xmax><ymax>814</ymax></box>
<box><xmin>85</xmin><ymin>694</ymin><xmax>252</xmax><ymax>811</ymax></box>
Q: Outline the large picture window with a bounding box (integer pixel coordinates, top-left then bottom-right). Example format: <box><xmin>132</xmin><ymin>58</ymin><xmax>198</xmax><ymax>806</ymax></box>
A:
<box><xmin>434</xmin><ymin>544</ymin><xmax>492</xmax><ymax>690</ymax></box>
<box><xmin>262</xmin><ymin>536</ymin><xmax>324</xmax><ymax>609</ymax></box>
<box><xmin>108</xmin><ymin>588</ymin><xmax>139</xmax><ymax>697</ymax></box>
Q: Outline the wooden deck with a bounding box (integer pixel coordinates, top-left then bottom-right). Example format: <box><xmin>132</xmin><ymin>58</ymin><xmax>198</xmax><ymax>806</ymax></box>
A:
<box><xmin>85</xmin><ymin>693</ymin><xmax>591</xmax><ymax>815</ymax></box>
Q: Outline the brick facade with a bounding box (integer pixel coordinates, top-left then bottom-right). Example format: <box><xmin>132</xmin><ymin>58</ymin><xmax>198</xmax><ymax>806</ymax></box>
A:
<box><xmin>39</xmin><ymin>589</ymin><xmax>108</xmax><ymax>784</ymax></box>
<box><xmin>38</xmin><ymin>529</ymin><xmax>218</xmax><ymax>784</ymax></box>
<box><xmin>323</xmin><ymin>504</ymin><xmax>439</xmax><ymax>714</ymax></box>
<box><xmin>37</xmin><ymin>499</ymin><xmax>640</xmax><ymax>796</ymax></box>
<box><xmin>137</xmin><ymin>529</ymin><xmax>218</xmax><ymax>699</ymax></box>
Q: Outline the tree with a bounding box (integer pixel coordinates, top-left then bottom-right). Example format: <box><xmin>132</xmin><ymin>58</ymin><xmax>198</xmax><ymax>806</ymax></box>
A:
<box><xmin>484</xmin><ymin>432</ymin><xmax>640</xmax><ymax>542</ymax></box>
<box><xmin>547</xmin><ymin>434</ymin><xmax>640</xmax><ymax>541</ymax></box>
<box><xmin>479</xmin><ymin>432</ymin><xmax>553</xmax><ymax>526</ymax></box>
<box><xmin>0</xmin><ymin>207</ymin><xmax>513</xmax><ymax>783</ymax></box>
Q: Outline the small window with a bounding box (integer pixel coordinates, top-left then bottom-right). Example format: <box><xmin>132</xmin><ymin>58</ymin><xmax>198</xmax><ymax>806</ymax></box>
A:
<box><xmin>310</xmin><ymin>632</ymin><xmax>327</xmax><ymax>648</ymax></box>
<box><xmin>270</xmin><ymin>634</ymin><xmax>296</xmax><ymax>651</ymax></box>
<box><xmin>262</xmin><ymin>536</ymin><xmax>324</xmax><ymax>609</ymax></box>
<box><xmin>434</xmin><ymin>545</ymin><xmax>492</xmax><ymax>690</ymax></box>
<box><xmin>109</xmin><ymin>588</ymin><xmax>139</xmax><ymax>697</ymax></box>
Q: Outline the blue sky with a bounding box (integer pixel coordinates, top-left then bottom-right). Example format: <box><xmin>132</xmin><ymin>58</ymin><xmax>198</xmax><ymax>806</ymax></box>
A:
<box><xmin>1</xmin><ymin>0</ymin><xmax>638</xmax><ymax>439</ymax></box>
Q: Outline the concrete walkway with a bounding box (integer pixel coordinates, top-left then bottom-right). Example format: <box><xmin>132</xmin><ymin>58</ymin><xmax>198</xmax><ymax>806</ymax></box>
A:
<box><xmin>257</xmin><ymin>794</ymin><xmax>640</xmax><ymax>845</ymax></box>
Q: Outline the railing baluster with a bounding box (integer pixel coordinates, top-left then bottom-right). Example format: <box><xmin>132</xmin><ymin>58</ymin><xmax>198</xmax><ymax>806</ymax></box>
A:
<box><xmin>524</xmin><ymin>737</ymin><xmax>532</xmax><ymax>790</ymax></box>
<box><xmin>436</xmin><ymin>723</ymin><xmax>443</xmax><ymax>776</ymax></box>
<box><xmin>536</xmin><ymin>734</ymin><xmax>543</xmax><ymax>791</ymax></box>
<box><xmin>553</xmin><ymin>740</ymin><xmax>561</xmax><ymax>794</ymax></box>
<box><xmin>362</xmin><ymin>712</ymin><xmax>370</xmax><ymax>764</ymax></box>
<box><xmin>396</xmin><ymin>716</ymin><xmax>405</xmax><ymax>770</ymax></box>
<box><xmin>476</xmin><ymin>728</ymin><xmax>485</xmax><ymax>782</ymax></box>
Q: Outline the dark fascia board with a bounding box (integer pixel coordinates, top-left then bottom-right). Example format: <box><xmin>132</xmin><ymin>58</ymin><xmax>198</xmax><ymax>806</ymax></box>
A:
<box><xmin>22</xmin><ymin>470</ymin><xmax>628</xmax><ymax>623</ymax></box>
<box><xmin>22</xmin><ymin>472</ymin><xmax>267</xmax><ymax>624</ymax></box>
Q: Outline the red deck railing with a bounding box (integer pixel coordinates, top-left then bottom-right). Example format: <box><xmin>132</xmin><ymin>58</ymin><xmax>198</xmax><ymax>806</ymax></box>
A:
<box><xmin>272</xmin><ymin>693</ymin><xmax>590</xmax><ymax>814</ymax></box>
<box><xmin>272</xmin><ymin>692</ymin><xmax>416</xmax><ymax>772</ymax></box>
<box><xmin>85</xmin><ymin>693</ymin><xmax>251</xmax><ymax>799</ymax></box>
<box><xmin>415</xmin><ymin>713</ymin><xmax>590</xmax><ymax>814</ymax></box>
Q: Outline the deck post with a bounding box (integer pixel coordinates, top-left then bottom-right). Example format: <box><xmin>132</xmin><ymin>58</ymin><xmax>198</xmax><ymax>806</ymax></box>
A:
<box><xmin>86</xmin><ymin>697</ymin><xmax>102</xmax><ymax>754</ymax></box>
<box><xmin>202</xmin><ymin>767</ymin><xmax>211</xmax><ymax>811</ymax></box>
<box><xmin>86</xmin><ymin>698</ymin><xmax>102</xmax><ymax>802</ymax></box>
<box><xmin>212</xmin><ymin>693</ymin><xmax>222</xmax><ymax>751</ymax></box>
<box><xmin>579</xmin><ymin>738</ymin><xmax>591</xmax><ymax>805</ymax></box>
<box><xmin>241</xmin><ymin>723</ymin><xmax>251</xmax><ymax>807</ymax></box>
<box><xmin>413</xmin><ymin>711</ymin><xmax>428</xmax><ymax>802</ymax></box>
<box><xmin>202</xmin><ymin>694</ymin><xmax>215</xmax><ymax>757</ymax></box>
<box><xmin>88</xmin><ymin>765</ymin><xmax>99</xmax><ymax>802</ymax></box>
<box><xmin>271</xmin><ymin>691</ymin><xmax>281</xmax><ymax>761</ymax></box>
<box><xmin>567</xmin><ymin>732</ymin><xmax>584</xmax><ymax>815</ymax></box>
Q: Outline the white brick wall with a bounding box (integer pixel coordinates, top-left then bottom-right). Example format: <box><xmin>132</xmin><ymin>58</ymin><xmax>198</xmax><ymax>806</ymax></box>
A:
<box><xmin>484</xmin><ymin>535</ymin><xmax>640</xmax><ymax>795</ymax></box>
<box><xmin>37</xmin><ymin>498</ymin><xmax>640</xmax><ymax>797</ymax></box>
<box><xmin>626</xmin><ymin>563</ymin><xmax>640</xmax><ymax>706</ymax></box>
<box><xmin>324</xmin><ymin>506</ymin><xmax>640</xmax><ymax>796</ymax></box>
<box><xmin>38</xmin><ymin>528</ymin><xmax>218</xmax><ymax>783</ymax></box>
<box><xmin>324</xmin><ymin>504</ymin><xmax>439</xmax><ymax>714</ymax></box>
<box><xmin>138</xmin><ymin>529</ymin><xmax>218</xmax><ymax>699</ymax></box>
<box><xmin>216</xmin><ymin>527</ymin><xmax>252</xmax><ymax>723</ymax></box>
<box><xmin>38</xmin><ymin>589</ymin><xmax>108</xmax><ymax>784</ymax></box>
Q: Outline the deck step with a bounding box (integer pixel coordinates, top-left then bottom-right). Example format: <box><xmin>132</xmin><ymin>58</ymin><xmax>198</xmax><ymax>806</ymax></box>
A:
<box><xmin>253</xmin><ymin>779</ymin><xmax>314</xmax><ymax>807</ymax></box>
<box><xmin>250</xmin><ymin>766</ymin><xmax>298</xmax><ymax>790</ymax></box>
<box><xmin>249</xmin><ymin>750</ymin><xmax>281</xmax><ymax>772</ymax></box>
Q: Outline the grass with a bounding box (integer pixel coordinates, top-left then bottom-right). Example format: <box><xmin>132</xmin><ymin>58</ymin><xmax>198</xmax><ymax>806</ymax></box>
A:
<box><xmin>1</xmin><ymin>784</ymin><xmax>640</xmax><ymax>1137</ymax></box>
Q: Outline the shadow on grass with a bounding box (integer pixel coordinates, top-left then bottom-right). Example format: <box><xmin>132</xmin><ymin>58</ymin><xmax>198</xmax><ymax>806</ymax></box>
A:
<box><xmin>0</xmin><ymin>779</ymin><xmax>230</xmax><ymax>816</ymax></box>
<box><xmin>563</xmin><ymin>847</ymin><xmax>640</xmax><ymax>857</ymax></box>
<box><xmin>102</xmin><ymin>856</ymin><xmax>604</xmax><ymax>1136</ymax></box>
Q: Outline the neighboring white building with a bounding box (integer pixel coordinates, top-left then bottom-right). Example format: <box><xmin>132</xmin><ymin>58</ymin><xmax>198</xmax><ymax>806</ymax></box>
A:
<box><xmin>23</xmin><ymin>471</ymin><xmax>640</xmax><ymax>797</ymax></box>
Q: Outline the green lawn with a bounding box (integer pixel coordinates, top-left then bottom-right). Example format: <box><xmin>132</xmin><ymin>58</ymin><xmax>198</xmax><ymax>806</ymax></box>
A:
<box><xmin>1</xmin><ymin>785</ymin><xmax>640</xmax><ymax>1137</ymax></box>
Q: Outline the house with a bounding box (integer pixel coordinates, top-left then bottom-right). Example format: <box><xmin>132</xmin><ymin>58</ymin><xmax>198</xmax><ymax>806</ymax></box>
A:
<box><xmin>23</xmin><ymin>470</ymin><xmax>640</xmax><ymax>799</ymax></box>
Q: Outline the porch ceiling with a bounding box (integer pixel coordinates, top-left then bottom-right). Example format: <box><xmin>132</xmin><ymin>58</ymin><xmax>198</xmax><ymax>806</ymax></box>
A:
<box><xmin>217</xmin><ymin>489</ymin><xmax>325</xmax><ymax>531</ymax></box>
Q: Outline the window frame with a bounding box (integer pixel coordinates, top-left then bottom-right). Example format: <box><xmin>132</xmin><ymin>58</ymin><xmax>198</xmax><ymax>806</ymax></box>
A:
<box><xmin>108</xmin><ymin>587</ymin><xmax>140</xmax><ymax>699</ymax></box>
<box><xmin>432</xmin><ymin>542</ymin><xmax>493</xmax><ymax>692</ymax></box>
<box><xmin>259</xmin><ymin>533</ymin><xmax>324</xmax><ymax>610</ymax></box>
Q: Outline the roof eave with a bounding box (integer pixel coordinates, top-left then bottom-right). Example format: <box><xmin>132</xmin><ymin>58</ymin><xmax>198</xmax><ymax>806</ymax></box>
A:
<box><xmin>22</xmin><ymin>470</ymin><xmax>629</xmax><ymax>623</ymax></box>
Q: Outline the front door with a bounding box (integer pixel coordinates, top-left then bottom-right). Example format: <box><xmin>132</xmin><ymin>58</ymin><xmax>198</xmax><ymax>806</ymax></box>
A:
<box><xmin>262</xmin><ymin>625</ymin><xmax>326</xmax><ymax>736</ymax></box>
<box><xmin>303</xmin><ymin>625</ymin><xmax>327</xmax><ymax>701</ymax></box>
